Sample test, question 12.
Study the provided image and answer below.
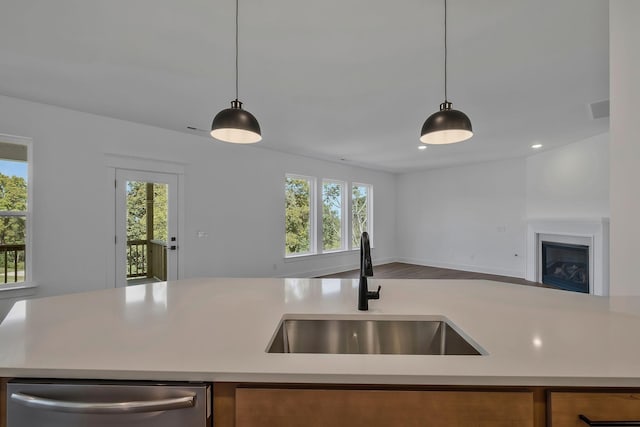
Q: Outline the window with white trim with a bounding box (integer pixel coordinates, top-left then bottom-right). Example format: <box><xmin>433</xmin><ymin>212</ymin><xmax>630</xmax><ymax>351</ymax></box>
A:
<box><xmin>0</xmin><ymin>139</ymin><xmax>30</xmax><ymax>285</ymax></box>
<box><xmin>285</xmin><ymin>175</ymin><xmax>373</xmax><ymax>256</ymax></box>
<box><xmin>285</xmin><ymin>174</ymin><xmax>315</xmax><ymax>256</ymax></box>
<box><xmin>322</xmin><ymin>180</ymin><xmax>345</xmax><ymax>252</ymax></box>
<box><xmin>352</xmin><ymin>183</ymin><xmax>372</xmax><ymax>249</ymax></box>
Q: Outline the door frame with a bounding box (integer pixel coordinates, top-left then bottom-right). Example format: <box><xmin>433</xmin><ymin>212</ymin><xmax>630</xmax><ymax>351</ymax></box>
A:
<box><xmin>105</xmin><ymin>155</ymin><xmax>185</xmax><ymax>288</ymax></box>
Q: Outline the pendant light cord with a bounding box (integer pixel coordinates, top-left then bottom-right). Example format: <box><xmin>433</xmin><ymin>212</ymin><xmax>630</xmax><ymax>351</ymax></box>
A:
<box><xmin>444</xmin><ymin>0</ymin><xmax>448</xmax><ymax>103</ymax></box>
<box><xmin>235</xmin><ymin>0</ymin><xmax>239</xmax><ymax>101</ymax></box>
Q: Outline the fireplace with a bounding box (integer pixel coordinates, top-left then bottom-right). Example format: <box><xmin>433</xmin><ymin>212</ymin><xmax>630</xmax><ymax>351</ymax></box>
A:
<box><xmin>525</xmin><ymin>218</ymin><xmax>609</xmax><ymax>296</ymax></box>
<box><xmin>541</xmin><ymin>241</ymin><xmax>589</xmax><ymax>293</ymax></box>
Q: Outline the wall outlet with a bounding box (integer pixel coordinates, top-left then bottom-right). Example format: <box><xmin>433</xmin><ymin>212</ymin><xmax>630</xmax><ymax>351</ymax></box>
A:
<box><xmin>197</xmin><ymin>231</ymin><xmax>209</xmax><ymax>238</ymax></box>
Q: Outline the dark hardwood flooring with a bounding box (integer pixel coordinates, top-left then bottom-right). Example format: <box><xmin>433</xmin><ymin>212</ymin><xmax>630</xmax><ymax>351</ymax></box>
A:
<box><xmin>319</xmin><ymin>262</ymin><xmax>547</xmax><ymax>288</ymax></box>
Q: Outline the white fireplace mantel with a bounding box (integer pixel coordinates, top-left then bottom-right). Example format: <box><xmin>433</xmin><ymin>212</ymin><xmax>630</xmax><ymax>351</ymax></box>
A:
<box><xmin>525</xmin><ymin>218</ymin><xmax>610</xmax><ymax>296</ymax></box>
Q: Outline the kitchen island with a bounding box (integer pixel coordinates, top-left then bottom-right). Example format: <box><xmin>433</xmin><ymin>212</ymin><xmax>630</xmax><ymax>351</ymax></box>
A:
<box><xmin>2</xmin><ymin>277</ymin><xmax>640</xmax><ymax>426</ymax></box>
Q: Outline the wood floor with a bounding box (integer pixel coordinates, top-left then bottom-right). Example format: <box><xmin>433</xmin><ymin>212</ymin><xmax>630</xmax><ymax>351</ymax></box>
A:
<box><xmin>319</xmin><ymin>262</ymin><xmax>547</xmax><ymax>288</ymax></box>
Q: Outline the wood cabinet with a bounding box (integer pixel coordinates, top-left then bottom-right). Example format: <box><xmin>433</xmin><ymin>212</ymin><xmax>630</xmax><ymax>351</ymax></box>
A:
<box><xmin>549</xmin><ymin>392</ymin><xmax>640</xmax><ymax>426</ymax></box>
<box><xmin>215</xmin><ymin>384</ymin><xmax>640</xmax><ymax>427</ymax></box>
<box><xmin>234</xmin><ymin>388</ymin><xmax>535</xmax><ymax>427</ymax></box>
<box><xmin>210</xmin><ymin>384</ymin><xmax>545</xmax><ymax>427</ymax></box>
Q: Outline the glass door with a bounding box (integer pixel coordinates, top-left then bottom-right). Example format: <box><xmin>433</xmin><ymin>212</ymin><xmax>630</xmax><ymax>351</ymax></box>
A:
<box><xmin>115</xmin><ymin>169</ymin><xmax>178</xmax><ymax>287</ymax></box>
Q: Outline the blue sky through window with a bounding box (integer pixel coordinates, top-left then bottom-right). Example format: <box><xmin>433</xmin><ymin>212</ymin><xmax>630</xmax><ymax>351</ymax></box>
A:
<box><xmin>0</xmin><ymin>160</ymin><xmax>28</xmax><ymax>181</ymax></box>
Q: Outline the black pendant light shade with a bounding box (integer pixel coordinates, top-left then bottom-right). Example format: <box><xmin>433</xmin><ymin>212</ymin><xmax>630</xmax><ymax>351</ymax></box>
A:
<box><xmin>211</xmin><ymin>100</ymin><xmax>262</xmax><ymax>144</ymax></box>
<box><xmin>420</xmin><ymin>101</ymin><xmax>472</xmax><ymax>145</ymax></box>
<box><xmin>420</xmin><ymin>0</ymin><xmax>472</xmax><ymax>145</ymax></box>
<box><xmin>210</xmin><ymin>0</ymin><xmax>262</xmax><ymax>144</ymax></box>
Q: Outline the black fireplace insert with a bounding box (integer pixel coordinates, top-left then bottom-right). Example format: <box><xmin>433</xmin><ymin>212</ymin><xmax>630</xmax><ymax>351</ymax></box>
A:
<box><xmin>541</xmin><ymin>241</ymin><xmax>589</xmax><ymax>293</ymax></box>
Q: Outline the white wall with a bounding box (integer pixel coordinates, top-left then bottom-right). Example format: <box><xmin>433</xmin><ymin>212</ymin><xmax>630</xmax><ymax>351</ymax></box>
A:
<box><xmin>396</xmin><ymin>133</ymin><xmax>610</xmax><ymax>279</ymax></box>
<box><xmin>609</xmin><ymin>1</ymin><xmax>640</xmax><ymax>295</ymax></box>
<box><xmin>396</xmin><ymin>158</ymin><xmax>527</xmax><ymax>278</ymax></box>
<box><xmin>0</xmin><ymin>94</ymin><xmax>396</xmax><ymax>317</ymax></box>
<box><xmin>526</xmin><ymin>133</ymin><xmax>609</xmax><ymax>219</ymax></box>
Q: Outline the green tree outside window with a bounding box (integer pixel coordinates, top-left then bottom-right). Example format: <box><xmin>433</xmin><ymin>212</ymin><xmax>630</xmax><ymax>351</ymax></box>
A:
<box><xmin>285</xmin><ymin>177</ymin><xmax>311</xmax><ymax>254</ymax></box>
<box><xmin>322</xmin><ymin>182</ymin><xmax>342</xmax><ymax>251</ymax></box>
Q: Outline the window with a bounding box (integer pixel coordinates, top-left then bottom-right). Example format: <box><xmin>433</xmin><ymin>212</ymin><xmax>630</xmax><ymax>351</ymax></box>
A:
<box><xmin>285</xmin><ymin>175</ymin><xmax>373</xmax><ymax>256</ymax></box>
<box><xmin>0</xmin><ymin>138</ymin><xmax>30</xmax><ymax>285</ymax></box>
<box><xmin>322</xmin><ymin>180</ymin><xmax>345</xmax><ymax>252</ymax></box>
<box><xmin>352</xmin><ymin>183</ymin><xmax>372</xmax><ymax>248</ymax></box>
<box><xmin>285</xmin><ymin>175</ymin><xmax>315</xmax><ymax>256</ymax></box>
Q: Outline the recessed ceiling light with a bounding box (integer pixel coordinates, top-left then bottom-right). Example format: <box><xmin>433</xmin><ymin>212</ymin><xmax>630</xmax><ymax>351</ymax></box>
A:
<box><xmin>418</xmin><ymin>145</ymin><xmax>427</xmax><ymax>150</ymax></box>
<box><xmin>531</xmin><ymin>144</ymin><xmax>543</xmax><ymax>149</ymax></box>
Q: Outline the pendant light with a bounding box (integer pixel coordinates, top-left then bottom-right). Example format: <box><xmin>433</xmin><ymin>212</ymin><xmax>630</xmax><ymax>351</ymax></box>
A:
<box><xmin>211</xmin><ymin>0</ymin><xmax>262</xmax><ymax>144</ymax></box>
<box><xmin>420</xmin><ymin>0</ymin><xmax>472</xmax><ymax>145</ymax></box>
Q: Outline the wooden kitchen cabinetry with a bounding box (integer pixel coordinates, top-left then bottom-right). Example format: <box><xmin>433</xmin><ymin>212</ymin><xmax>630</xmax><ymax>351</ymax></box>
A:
<box><xmin>549</xmin><ymin>391</ymin><xmax>640</xmax><ymax>426</ymax></box>
<box><xmin>0</xmin><ymin>378</ymin><xmax>7</xmax><ymax>427</ymax></box>
<box><xmin>215</xmin><ymin>384</ymin><xmax>640</xmax><ymax>427</ymax></box>
<box><xmin>235</xmin><ymin>388</ymin><xmax>534</xmax><ymax>427</ymax></box>
<box><xmin>215</xmin><ymin>384</ymin><xmax>545</xmax><ymax>427</ymax></box>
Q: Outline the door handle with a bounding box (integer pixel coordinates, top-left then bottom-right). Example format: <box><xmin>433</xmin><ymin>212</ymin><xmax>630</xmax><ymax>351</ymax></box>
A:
<box><xmin>10</xmin><ymin>392</ymin><xmax>196</xmax><ymax>414</ymax></box>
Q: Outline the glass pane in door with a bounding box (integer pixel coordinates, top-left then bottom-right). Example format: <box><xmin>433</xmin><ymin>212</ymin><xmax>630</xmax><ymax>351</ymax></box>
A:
<box><xmin>126</xmin><ymin>181</ymin><xmax>169</xmax><ymax>286</ymax></box>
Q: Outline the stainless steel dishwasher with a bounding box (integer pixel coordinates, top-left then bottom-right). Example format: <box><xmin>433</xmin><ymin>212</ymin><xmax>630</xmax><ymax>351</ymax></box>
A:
<box><xmin>7</xmin><ymin>380</ymin><xmax>211</xmax><ymax>426</ymax></box>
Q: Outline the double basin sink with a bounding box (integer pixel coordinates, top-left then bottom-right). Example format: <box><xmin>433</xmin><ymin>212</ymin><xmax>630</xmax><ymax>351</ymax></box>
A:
<box><xmin>267</xmin><ymin>316</ymin><xmax>484</xmax><ymax>355</ymax></box>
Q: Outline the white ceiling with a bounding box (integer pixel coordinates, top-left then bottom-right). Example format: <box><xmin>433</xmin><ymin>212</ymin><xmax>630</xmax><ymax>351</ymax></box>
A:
<box><xmin>0</xmin><ymin>0</ymin><xmax>609</xmax><ymax>173</ymax></box>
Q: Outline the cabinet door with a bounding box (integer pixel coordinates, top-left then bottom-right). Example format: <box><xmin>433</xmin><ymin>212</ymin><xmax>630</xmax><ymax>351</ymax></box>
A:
<box><xmin>549</xmin><ymin>392</ymin><xmax>640</xmax><ymax>426</ymax></box>
<box><xmin>236</xmin><ymin>388</ymin><xmax>534</xmax><ymax>427</ymax></box>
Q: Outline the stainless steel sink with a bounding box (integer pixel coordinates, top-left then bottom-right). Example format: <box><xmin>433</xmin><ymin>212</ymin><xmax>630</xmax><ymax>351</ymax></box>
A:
<box><xmin>267</xmin><ymin>316</ymin><xmax>483</xmax><ymax>355</ymax></box>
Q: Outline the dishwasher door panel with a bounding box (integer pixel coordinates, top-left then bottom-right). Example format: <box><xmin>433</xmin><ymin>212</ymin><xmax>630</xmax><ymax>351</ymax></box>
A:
<box><xmin>7</xmin><ymin>381</ymin><xmax>211</xmax><ymax>427</ymax></box>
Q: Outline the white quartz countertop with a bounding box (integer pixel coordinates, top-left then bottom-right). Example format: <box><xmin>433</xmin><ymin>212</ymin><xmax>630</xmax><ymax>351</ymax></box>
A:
<box><xmin>1</xmin><ymin>277</ymin><xmax>640</xmax><ymax>386</ymax></box>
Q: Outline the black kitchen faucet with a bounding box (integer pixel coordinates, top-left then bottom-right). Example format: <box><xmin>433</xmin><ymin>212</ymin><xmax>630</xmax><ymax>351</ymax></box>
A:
<box><xmin>358</xmin><ymin>231</ymin><xmax>381</xmax><ymax>311</ymax></box>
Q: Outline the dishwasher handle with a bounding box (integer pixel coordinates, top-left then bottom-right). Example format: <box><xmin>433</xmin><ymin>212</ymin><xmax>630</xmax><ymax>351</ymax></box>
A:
<box><xmin>10</xmin><ymin>391</ymin><xmax>196</xmax><ymax>414</ymax></box>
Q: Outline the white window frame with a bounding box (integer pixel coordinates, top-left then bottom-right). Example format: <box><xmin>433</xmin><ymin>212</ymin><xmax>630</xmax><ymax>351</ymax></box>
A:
<box><xmin>285</xmin><ymin>174</ymin><xmax>316</xmax><ymax>258</ymax></box>
<box><xmin>0</xmin><ymin>134</ymin><xmax>36</xmax><ymax>297</ymax></box>
<box><xmin>351</xmin><ymin>182</ymin><xmax>373</xmax><ymax>249</ymax></box>
<box><xmin>321</xmin><ymin>179</ymin><xmax>346</xmax><ymax>253</ymax></box>
<box><xmin>284</xmin><ymin>175</ymin><xmax>375</xmax><ymax>259</ymax></box>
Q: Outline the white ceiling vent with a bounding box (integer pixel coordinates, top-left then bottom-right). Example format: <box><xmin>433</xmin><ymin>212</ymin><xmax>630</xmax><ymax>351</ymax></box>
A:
<box><xmin>589</xmin><ymin>99</ymin><xmax>610</xmax><ymax>119</ymax></box>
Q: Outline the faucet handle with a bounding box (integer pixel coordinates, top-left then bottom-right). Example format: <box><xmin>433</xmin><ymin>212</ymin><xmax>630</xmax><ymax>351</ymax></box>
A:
<box><xmin>368</xmin><ymin>285</ymin><xmax>381</xmax><ymax>300</ymax></box>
